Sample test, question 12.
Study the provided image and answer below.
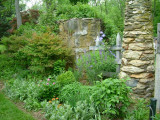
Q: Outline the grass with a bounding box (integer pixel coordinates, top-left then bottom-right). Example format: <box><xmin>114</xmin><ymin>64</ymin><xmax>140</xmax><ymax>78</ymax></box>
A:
<box><xmin>0</xmin><ymin>92</ymin><xmax>35</xmax><ymax>120</ymax></box>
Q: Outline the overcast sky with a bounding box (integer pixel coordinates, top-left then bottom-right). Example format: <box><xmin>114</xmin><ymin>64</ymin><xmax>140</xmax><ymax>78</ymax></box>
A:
<box><xmin>24</xmin><ymin>0</ymin><xmax>42</xmax><ymax>9</ymax></box>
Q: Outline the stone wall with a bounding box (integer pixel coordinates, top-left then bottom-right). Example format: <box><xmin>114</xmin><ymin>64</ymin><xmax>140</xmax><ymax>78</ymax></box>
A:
<box><xmin>119</xmin><ymin>0</ymin><xmax>154</xmax><ymax>98</ymax></box>
<box><xmin>59</xmin><ymin>18</ymin><xmax>101</xmax><ymax>60</ymax></box>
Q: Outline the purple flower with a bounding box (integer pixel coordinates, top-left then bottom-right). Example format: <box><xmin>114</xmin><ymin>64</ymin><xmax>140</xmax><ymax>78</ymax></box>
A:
<box><xmin>99</xmin><ymin>37</ymin><xmax>103</xmax><ymax>42</ymax></box>
<box><xmin>102</xmin><ymin>34</ymin><xmax>106</xmax><ymax>38</ymax></box>
<box><xmin>47</xmin><ymin>83</ymin><xmax>49</xmax><ymax>85</ymax></box>
<box><xmin>109</xmin><ymin>50</ymin><xmax>116</xmax><ymax>58</ymax></box>
<box><xmin>100</xmin><ymin>31</ymin><xmax>103</xmax><ymax>34</ymax></box>
<box><xmin>99</xmin><ymin>50</ymin><xmax>102</xmax><ymax>55</ymax></box>
<box><xmin>90</xmin><ymin>65</ymin><xmax>93</xmax><ymax>68</ymax></box>
<box><xmin>47</xmin><ymin>78</ymin><xmax>50</xmax><ymax>81</ymax></box>
<box><xmin>53</xmin><ymin>82</ymin><xmax>55</xmax><ymax>85</ymax></box>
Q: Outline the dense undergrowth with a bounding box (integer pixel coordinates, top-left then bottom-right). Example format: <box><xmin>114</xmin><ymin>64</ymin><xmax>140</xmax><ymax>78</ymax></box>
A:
<box><xmin>0</xmin><ymin>0</ymin><xmax>159</xmax><ymax>120</ymax></box>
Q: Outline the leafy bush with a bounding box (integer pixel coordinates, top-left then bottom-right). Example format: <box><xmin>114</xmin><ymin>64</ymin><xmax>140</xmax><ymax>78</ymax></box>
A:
<box><xmin>1</xmin><ymin>31</ymin><xmax>72</xmax><ymax>73</ymax></box>
<box><xmin>125</xmin><ymin>99</ymin><xmax>149</xmax><ymax>120</ymax></box>
<box><xmin>4</xmin><ymin>77</ymin><xmax>60</xmax><ymax>110</ymax></box>
<box><xmin>1</xmin><ymin>35</ymin><xmax>28</xmax><ymax>53</ymax></box>
<box><xmin>56</xmin><ymin>71</ymin><xmax>76</xmax><ymax>86</ymax></box>
<box><xmin>41</xmin><ymin>100</ymin><xmax>100</xmax><ymax>120</ymax></box>
<box><xmin>53</xmin><ymin>60</ymin><xmax>66</xmax><ymax>75</ymax></box>
<box><xmin>59</xmin><ymin>82</ymin><xmax>92</xmax><ymax>107</ymax></box>
<box><xmin>91</xmin><ymin>78</ymin><xmax>131</xmax><ymax>119</ymax></box>
<box><xmin>40</xmin><ymin>2</ymin><xmax>124</xmax><ymax>45</ymax></box>
<box><xmin>76</xmin><ymin>50</ymin><xmax>116</xmax><ymax>83</ymax></box>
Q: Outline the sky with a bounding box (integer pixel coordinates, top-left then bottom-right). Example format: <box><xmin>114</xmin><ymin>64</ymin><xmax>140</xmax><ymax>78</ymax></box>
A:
<box><xmin>24</xmin><ymin>0</ymin><xmax>42</xmax><ymax>9</ymax></box>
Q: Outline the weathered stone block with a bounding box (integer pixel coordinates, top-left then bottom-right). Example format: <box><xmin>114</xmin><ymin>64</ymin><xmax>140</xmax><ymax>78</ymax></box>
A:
<box><xmin>123</xmin><ymin>50</ymin><xmax>142</xmax><ymax>59</ymax></box>
<box><xmin>126</xmin><ymin>78</ymin><xmax>138</xmax><ymax>87</ymax></box>
<box><xmin>121</xmin><ymin>66</ymin><xmax>144</xmax><ymax>73</ymax></box>
<box><xmin>139</xmin><ymin>78</ymin><xmax>154</xmax><ymax>84</ymax></box>
<box><xmin>131</xmin><ymin>73</ymin><xmax>154</xmax><ymax>79</ymax></box>
<box><xmin>128</xmin><ymin>43</ymin><xmax>153</xmax><ymax>50</ymax></box>
<box><xmin>129</xmin><ymin>60</ymin><xmax>150</xmax><ymax>67</ymax></box>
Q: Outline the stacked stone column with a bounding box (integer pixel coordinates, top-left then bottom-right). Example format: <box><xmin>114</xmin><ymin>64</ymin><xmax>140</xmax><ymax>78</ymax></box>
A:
<box><xmin>120</xmin><ymin>0</ymin><xmax>154</xmax><ymax>98</ymax></box>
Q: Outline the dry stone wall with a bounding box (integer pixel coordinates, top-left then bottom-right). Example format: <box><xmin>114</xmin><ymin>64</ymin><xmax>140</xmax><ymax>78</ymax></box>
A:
<box><xmin>59</xmin><ymin>18</ymin><xmax>101</xmax><ymax>61</ymax></box>
<box><xmin>120</xmin><ymin>0</ymin><xmax>154</xmax><ymax>98</ymax></box>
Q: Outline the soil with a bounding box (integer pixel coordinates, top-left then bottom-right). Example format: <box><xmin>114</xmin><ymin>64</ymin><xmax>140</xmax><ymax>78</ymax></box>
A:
<box><xmin>0</xmin><ymin>80</ymin><xmax>46</xmax><ymax>120</ymax></box>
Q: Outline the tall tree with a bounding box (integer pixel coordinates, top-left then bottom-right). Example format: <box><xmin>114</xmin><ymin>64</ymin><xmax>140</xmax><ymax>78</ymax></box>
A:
<box><xmin>15</xmin><ymin>0</ymin><xmax>22</xmax><ymax>28</ymax></box>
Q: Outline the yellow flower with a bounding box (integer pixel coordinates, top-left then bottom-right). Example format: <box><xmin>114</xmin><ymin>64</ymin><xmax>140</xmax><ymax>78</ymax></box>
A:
<box><xmin>49</xmin><ymin>101</ymin><xmax>52</xmax><ymax>103</ymax></box>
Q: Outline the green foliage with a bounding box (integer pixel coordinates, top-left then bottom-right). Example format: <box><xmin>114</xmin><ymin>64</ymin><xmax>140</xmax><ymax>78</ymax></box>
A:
<box><xmin>125</xmin><ymin>99</ymin><xmax>149</xmax><ymax>120</ymax></box>
<box><xmin>69</xmin><ymin>0</ymin><xmax>89</xmax><ymax>5</ymax></box>
<box><xmin>153</xmin><ymin>0</ymin><xmax>160</xmax><ymax>36</ymax></box>
<box><xmin>41</xmin><ymin>100</ymin><xmax>100</xmax><ymax>120</ymax></box>
<box><xmin>53</xmin><ymin>60</ymin><xmax>66</xmax><ymax>75</ymax></box>
<box><xmin>1</xmin><ymin>35</ymin><xmax>28</xmax><ymax>53</ymax></box>
<box><xmin>0</xmin><ymin>92</ymin><xmax>35</xmax><ymax>120</ymax></box>
<box><xmin>18</xmin><ymin>32</ymin><xmax>71</xmax><ymax>73</ymax></box>
<box><xmin>0</xmin><ymin>45</ymin><xmax>7</xmax><ymax>53</ymax></box>
<box><xmin>4</xmin><ymin>77</ymin><xmax>59</xmax><ymax>110</ymax></box>
<box><xmin>91</xmin><ymin>78</ymin><xmax>131</xmax><ymax>118</ymax></box>
<box><xmin>56</xmin><ymin>71</ymin><xmax>76</xmax><ymax>86</ymax></box>
<box><xmin>59</xmin><ymin>82</ymin><xmax>92</xmax><ymax>107</ymax></box>
<box><xmin>76</xmin><ymin>51</ymin><xmax>116</xmax><ymax>83</ymax></box>
<box><xmin>39</xmin><ymin>1</ymin><xmax>125</xmax><ymax>45</ymax></box>
<box><xmin>1</xmin><ymin>31</ymin><xmax>72</xmax><ymax>73</ymax></box>
<box><xmin>154</xmin><ymin>113</ymin><xmax>160</xmax><ymax>120</ymax></box>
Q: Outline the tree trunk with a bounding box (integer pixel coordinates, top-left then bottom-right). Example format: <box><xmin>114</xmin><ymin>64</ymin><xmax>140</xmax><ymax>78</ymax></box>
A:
<box><xmin>15</xmin><ymin>0</ymin><xmax>22</xmax><ymax>29</ymax></box>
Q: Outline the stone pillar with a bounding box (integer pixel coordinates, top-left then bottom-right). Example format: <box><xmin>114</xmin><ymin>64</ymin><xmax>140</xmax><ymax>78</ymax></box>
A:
<box><xmin>59</xmin><ymin>18</ymin><xmax>101</xmax><ymax>60</ymax></box>
<box><xmin>120</xmin><ymin>0</ymin><xmax>154</xmax><ymax>98</ymax></box>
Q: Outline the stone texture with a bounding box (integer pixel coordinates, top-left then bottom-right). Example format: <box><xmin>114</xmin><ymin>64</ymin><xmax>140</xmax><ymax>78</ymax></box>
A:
<box><xmin>139</xmin><ymin>78</ymin><xmax>154</xmax><ymax>84</ymax></box>
<box><xmin>123</xmin><ymin>38</ymin><xmax>135</xmax><ymax>43</ymax></box>
<box><xmin>128</xmin><ymin>43</ymin><xmax>153</xmax><ymax>50</ymax></box>
<box><xmin>126</xmin><ymin>78</ymin><xmax>138</xmax><ymax>87</ymax></box>
<box><xmin>120</xmin><ymin>0</ymin><xmax>154</xmax><ymax>98</ymax></box>
<box><xmin>131</xmin><ymin>73</ymin><xmax>154</xmax><ymax>79</ymax></box>
<box><xmin>147</xmin><ymin>65</ymin><xmax>154</xmax><ymax>72</ymax></box>
<box><xmin>123</xmin><ymin>50</ymin><xmax>142</xmax><ymax>59</ymax></box>
<box><xmin>121</xmin><ymin>66</ymin><xmax>144</xmax><ymax>73</ymax></box>
<box><xmin>119</xmin><ymin>71</ymin><xmax>129</xmax><ymax>79</ymax></box>
<box><xmin>59</xmin><ymin>18</ymin><xmax>101</xmax><ymax>60</ymax></box>
<box><xmin>129</xmin><ymin>60</ymin><xmax>150</xmax><ymax>67</ymax></box>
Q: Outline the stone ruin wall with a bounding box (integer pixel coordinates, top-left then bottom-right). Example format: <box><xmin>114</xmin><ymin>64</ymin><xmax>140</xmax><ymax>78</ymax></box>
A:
<box><xmin>119</xmin><ymin>0</ymin><xmax>155</xmax><ymax>98</ymax></box>
<box><xmin>59</xmin><ymin>18</ymin><xmax>101</xmax><ymax>61</ymax></box>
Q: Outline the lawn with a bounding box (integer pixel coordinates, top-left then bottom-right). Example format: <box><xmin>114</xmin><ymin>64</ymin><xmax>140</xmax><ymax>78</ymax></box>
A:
<box><xmin>0</xmin><ymin>92</ymin><xmax>35</xmax><ymax>120</ymax></box>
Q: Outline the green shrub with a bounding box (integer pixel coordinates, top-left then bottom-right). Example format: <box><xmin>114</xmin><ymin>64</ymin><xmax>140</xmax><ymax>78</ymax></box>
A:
<box><xmin>91</xmin><ymin>78</ymin><xmax>131</xmax><ymax>119</ymax></box>
<box><xmin>125</xmin><ymin>99</ymin><xmax>149</xmax><ymax>120</ymax></box>
<box><xmin>1</xmin><ymin>35</ymin><xmax>28</xmax><ymax>53</ymax></box>
<box><xmin>4</xmin><ymin>76</ymin><xmax>60</xmax><ymax>110</ymax></box>
<box><xmin>53</xmin><ymin>59</ymin><xmax>66</xmax><ymax>75</ymax></box>
<box><xmin>76</xmin><ymin>50</ymin><xmax>116</xmax><ymax>83</ymax></box>
<box><xmin>59</xmin><ymin>82</ymin><xmax>92</xmax><ymax>107</ymax></box>
<box><xmin>41</xmin><ymin>100</ymin><xmax>100</xmax><ymax>120</ymax></box>
<box><xmin>17</xmin><ymin>32</ymin><xmax>71</xmax><ymax>73</ymax></box>
<box><xmin>56</xmin><ymin>71</ymin><xmax>76</xmax><ymax>86</ymax></box>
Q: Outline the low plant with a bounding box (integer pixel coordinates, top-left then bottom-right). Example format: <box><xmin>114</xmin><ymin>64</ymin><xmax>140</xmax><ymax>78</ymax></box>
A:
<box><xmin>125</xmin><ymin>99</ymin><xmax>149</xmax><ymax>120</ymax></box>
<box><xmin>41</xmin><ymin>100</ymin><xmax>100</xmax><ymax>120</ymax></box>
<box><xmin>76</xmin><ymin>50</ymin><xmax>116</xmax><ymax>83</ymax></box>
<box><xmin>56</xmin><ymin>71</ymin><xmax>76</xmax><ymax>86</ymax></box>
<box><xmin>59</xmin><ymin>82</ymin><xmax>92</xmax><ymax>107</ymax></box>
<box><xmin>4</xmin><ymin>76</ymin><xmax>60</xmax><ymax>110</ymax></box>
<box><xmin>91</xmin><ymin>78</ymin><xmax>131</xmax><ymax>119</ymax></box>
<box><xmin>53</xmin><ymin>59</ymin><xmax>66</xmax><ymax>75</ymax></box>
